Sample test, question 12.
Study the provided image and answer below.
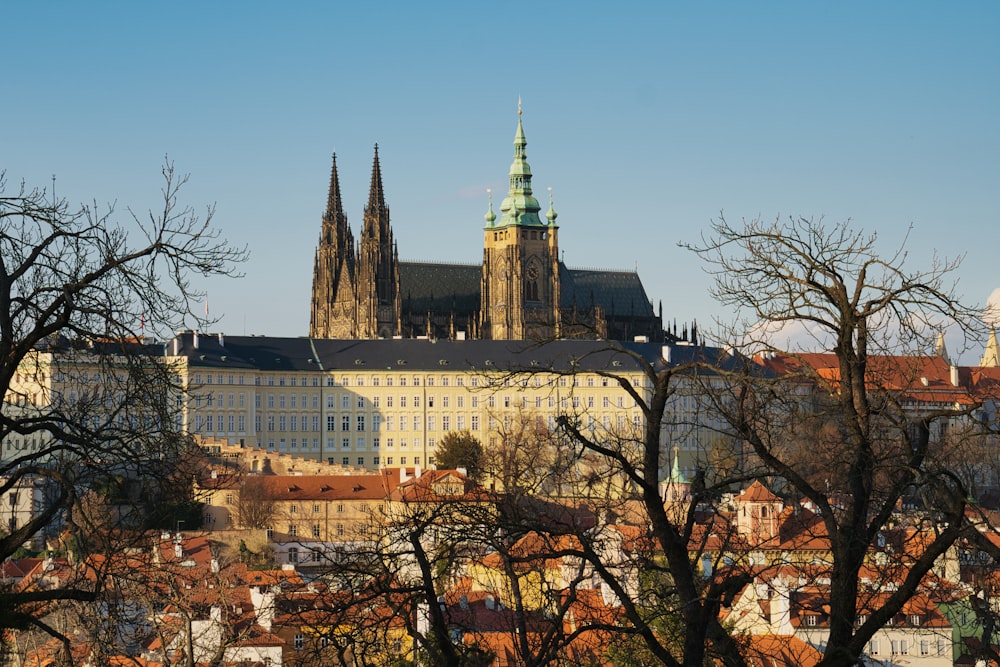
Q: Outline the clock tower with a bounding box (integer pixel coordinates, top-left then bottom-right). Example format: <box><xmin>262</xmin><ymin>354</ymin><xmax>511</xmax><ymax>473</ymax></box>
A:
<box><xmin>480</xmin><ymin>108</ymin><xmax>561</xmax><ymax>340</ymax></box>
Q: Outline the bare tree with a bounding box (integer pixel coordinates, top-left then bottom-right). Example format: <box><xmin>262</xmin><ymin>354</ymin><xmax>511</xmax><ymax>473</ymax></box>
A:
<box><xmin>685</xmin><ymin>215</ymin><xmax>986</xmax><ymax>666</ymax></box>
<box><xmin>0</xmin><ymin>162</ymin><xmax>245</xmax><ymax>655</ymax></box>
<box><xmin>235</xmin><ymin>476</ymin><xmax>278</xmax><ymax>530</ymax></box>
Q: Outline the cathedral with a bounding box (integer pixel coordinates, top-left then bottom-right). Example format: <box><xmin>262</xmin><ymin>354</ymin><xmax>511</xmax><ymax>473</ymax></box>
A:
<box><xmin>309</xmin><ymin>111</ymin><xmax>678</xmax><ymax>343</ymax></box>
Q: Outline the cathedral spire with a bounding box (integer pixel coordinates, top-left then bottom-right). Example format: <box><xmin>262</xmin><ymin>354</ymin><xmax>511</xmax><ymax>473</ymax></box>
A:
<box><xmin>325</xmin><ymin>153</ymin><xmax>344</xmax><ymax>223</ymax></box>
<box><xmin>366</xmin><ymin>144</ymin><xmax>387</xmax><ymax>221</ymax></box>
<box><xmin>310</xmin><ymin>151</ymin><xmax>357</xmax><ymax>338</ymax></box>
<box><xmin>496</xmin><ymin>106</ymin><xmax>543</xmax><ymax>228</ymax></box>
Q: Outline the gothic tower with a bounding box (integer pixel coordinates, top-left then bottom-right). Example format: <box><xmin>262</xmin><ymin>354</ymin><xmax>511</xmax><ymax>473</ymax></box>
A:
<box><xmin>480</xmin><ymin>109</ymin><xmax>561</xmax><ymax>340</ymax></box>
<box><xmin>356</xmin><ymin>145</ymin><xmax>401</xmax><ymax>338</ymax></box>
<box><xmin>310</xmin><ymin>154</ymin><xmax>359</xmax><ymax>338</ymax></box>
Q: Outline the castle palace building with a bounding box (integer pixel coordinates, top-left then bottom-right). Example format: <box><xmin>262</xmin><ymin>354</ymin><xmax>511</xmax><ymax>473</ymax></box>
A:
<box><xmin>310</xmin><ymin>112</ymin><xmax>679</xmax><ymax>344</ymax></box>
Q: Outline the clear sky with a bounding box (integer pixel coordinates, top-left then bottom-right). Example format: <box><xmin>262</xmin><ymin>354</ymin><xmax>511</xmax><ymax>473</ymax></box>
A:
<box><xmin>4</xmin><ymin>2</ymin><xmax>998</xmax><ymax>359</ymax></box>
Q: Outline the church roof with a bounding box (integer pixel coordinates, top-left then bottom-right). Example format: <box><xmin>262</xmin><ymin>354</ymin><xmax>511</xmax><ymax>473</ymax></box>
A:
<box><xmin>559</xmin><ymin>266</ymin><xmax>654</xmax><ymax>317</ymax></box>
<box><xmin>398</xmin><ymin>261</ymin><xmax>480</xmax><ymax>312</ymax></box>
<box><xmin>396</xmin><ymin>260</ymin><xmax>655</xmax><ymax>319</ymax></box>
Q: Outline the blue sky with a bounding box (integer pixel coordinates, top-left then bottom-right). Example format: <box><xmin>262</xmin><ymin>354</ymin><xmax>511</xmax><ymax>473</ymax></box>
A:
<box><xmin>4</xmin><ymin>2</ymin><xmax>998</xmax><ymax>358</ymax></box>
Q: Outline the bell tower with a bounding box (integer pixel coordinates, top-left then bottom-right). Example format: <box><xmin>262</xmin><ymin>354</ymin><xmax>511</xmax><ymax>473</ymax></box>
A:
<box><xmin>310</xmin><ymin>154</ymin><xmax>358</xmax><ymax>338</ymax></box>
<box><xmin>356</xmin><ymin>145</ymin><xmax>401</xmax><ymax>338</ymax></box>
<box><xmin>480</xmin><ymin>106</ymin><xmax>560</xmax><ymax>340</ymax></box>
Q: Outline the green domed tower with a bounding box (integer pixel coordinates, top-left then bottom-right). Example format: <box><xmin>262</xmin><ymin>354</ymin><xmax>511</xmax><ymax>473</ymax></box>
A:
<box><xmin>480</xmin><ymin>105</ymin><xmax>561</xmax><ymax>340</ymax></box>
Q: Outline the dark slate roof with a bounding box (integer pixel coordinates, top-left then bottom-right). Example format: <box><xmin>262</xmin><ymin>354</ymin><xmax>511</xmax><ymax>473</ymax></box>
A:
<box><xmin>398</xmin><ymin>261</ymin><xmax>480</xmax><ymax>312</ymax></box>
<box><xmin>397</xmin><ymin>260</ymin><xmax>655</xmax><ymax>318</ymax></box>
<box><xmin>168</xmin><ymin>332</ymin><xmax>746</xmax><ymax>375</ymax></box>
<box><xmin>560</xmin><ymin>267</ymin><xmax>654</xmax><ymax>317</ymax></box>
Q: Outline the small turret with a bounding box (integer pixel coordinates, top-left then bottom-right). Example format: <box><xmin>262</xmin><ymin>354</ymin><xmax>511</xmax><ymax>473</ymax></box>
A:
<box><xmin>485</xmin><ymin>188</ymin><xmax>497</xmax><ymax>227</ymax></box>
<box><xmin>546</xmin><ymin>187</ymin><xmax>558</xmax><ymax>225</ymax></box>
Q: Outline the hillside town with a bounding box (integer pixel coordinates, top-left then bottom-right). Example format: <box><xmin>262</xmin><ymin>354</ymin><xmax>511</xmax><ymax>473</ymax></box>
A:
<box><xmin>4</xmin><ymin>112</ymin><xmax>1000</xmax><ymax>667</ymax></box>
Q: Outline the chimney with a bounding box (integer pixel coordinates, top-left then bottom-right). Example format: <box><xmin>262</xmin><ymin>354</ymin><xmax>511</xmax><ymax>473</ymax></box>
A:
<box><xmin>950</xmin><ymin>365</ymin><xmax>959</xmax><ymax>387</ymax></box>
<box><xmin>662</xmin><ymin>345</ymin><xmax>672</xmax><ymax>363</ymax></box>
<box><xmin>414</xmin><ymin>464</ymin><xmax>422</xmax><ymax>479</ymax></box>
<box><xmin>193</xmin><ymin>331</ymin><xmax>199</xmax><ymax>349</ymax></box>
<box><xmin>399</xmin><ymin>467</ymin><xmax>410</xmax><ymax>484</ymax></box>
<box><xmin>771</xmin><ymin>578</ymin><xmax>793</xmax><ymax>635</ymax></box>
<box><xmin>218</xmin><ymin>332</ymin><xmax>225</xmax><ymax>347</ymax></box>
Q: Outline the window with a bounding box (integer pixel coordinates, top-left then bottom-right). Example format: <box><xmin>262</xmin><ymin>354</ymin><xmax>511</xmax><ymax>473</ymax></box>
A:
<box><xmin>342</xmin><ymin>456</ymin><xmax>349</xmax><ymax>465</ymax></box>
<box><xmin>342</xmin><ymin>415</ymin><xmax>350</xmax><ymax>431</ymax></box>
<box><xmin>294</xmin><ymin>634</ymin><xmax>304</xmax><ymax>650</ymax></box>
<box><xmin>313</xmin><ymin>504</ymin><xmax>320</xmax><ymax>513</ymax></box>
<box><xmin>869</xmin><ymin>639</ymin><xmax>880</xmax><ymax>655</ymax></box>
<box><xmin>288</xmin><ymin>525</ymin><xmax>297</xmax><ymax>537</ymax></box>
<box><xmin>920</xmin><ymin>640</ymin><xmax>929</xmax><ymax>656</ymax></box>
<box><xmin>313</xmin><ymin>524</ymin><xmax>321</xmax><ymax>538</ymax></box>
<box><xmin>357</xmin><ymin>456</ymin><xmax>365</xmax><ymax>466</ymax></box>
<box><xmin>357</xmin><ymin>396</ymin><xmax>365</xmax><ymax>408</ymax></box>
<box><xmin>327</xmin><ymin>416</ymin><xmax>335</xmax><ymax>431</ymax></box>
<box><xmin>373</xmin><ymin>456</ymin><xmax>380</xmax><ymax>465</ymax></box>
<box><xmin>290</xmin><ymin>504</ymin><xmax>298</xmax><ymax>514</ymax></box>
<box><xmin>357</xmin><ymin>415</ymin><xmax>365</xmax><ymax>431</ymax></box>
<box><xmin>288</xmin><ymin>547</ymin><xmax>298</xmax><ymax>563</ymax></box>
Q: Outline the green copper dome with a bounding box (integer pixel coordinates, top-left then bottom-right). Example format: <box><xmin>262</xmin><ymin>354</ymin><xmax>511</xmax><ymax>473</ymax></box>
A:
<box><xmin>489</xmin><ymin>114</ymin><xmax>546</xmax><ymax>229</ymax></box>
